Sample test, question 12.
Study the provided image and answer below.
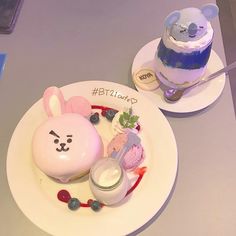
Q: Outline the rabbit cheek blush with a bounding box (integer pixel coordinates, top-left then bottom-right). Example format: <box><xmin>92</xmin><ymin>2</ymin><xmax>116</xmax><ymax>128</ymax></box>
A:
<box><xmin>32</xmin><ymin>113</ymin><xmax>103</xmax><ymax>183</ymax></box>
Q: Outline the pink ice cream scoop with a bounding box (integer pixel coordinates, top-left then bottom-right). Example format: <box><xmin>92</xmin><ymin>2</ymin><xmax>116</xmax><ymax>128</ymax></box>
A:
<box><xmin>107</xmin><ymin>132</ymin><xmax>144</xmax><ymax>171</ymax></box>
<box><xmin>122</xmin><ymin>144</ymin><xmax>144</xmax><ymax>170</ymax></box>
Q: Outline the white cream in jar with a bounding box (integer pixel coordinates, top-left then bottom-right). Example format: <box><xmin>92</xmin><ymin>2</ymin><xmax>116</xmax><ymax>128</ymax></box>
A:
<box><xmin>89</xmin><ymin>158</ymin><xmax>129</xmax><ymax>205</ymax></box>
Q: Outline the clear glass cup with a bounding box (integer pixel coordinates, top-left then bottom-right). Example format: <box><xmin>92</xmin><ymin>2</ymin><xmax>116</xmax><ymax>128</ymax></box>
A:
<box><xmin>89</xmin><ymin>158</ymin><xmax>129</xmax><ymax>205</ymax></box>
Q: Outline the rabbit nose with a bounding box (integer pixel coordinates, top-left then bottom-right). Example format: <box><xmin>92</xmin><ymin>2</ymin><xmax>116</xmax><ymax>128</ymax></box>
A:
<box><xmin>60</xmin><ymin>143</ymin><xmax>66</xmax><ymax>147</ymax></box>
<box><xmin>188</xmin><ymin>23</ymin><xmax>198</xmax><ymax>36</ymax></box>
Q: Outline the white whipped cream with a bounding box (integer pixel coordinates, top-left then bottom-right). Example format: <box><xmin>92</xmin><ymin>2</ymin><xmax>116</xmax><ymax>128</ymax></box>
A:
<box><xmin>162</xmin><ymin>22</ymin><xmax>213</xmax><ymax>53</ymax></box>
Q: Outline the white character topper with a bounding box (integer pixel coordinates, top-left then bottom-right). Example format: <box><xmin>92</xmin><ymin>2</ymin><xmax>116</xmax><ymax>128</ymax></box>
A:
<box><xmin>32</xmin><ymin>87</ymin><xmax>103</xmax><ymax>183</ymax></box>
<box><xmin>164</xmin><ymin>3</ymin><xmax>219</xmax><ymax>42</ymax></box>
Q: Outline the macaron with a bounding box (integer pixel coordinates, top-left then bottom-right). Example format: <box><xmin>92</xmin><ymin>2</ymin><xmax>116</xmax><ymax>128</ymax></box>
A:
<box><xmin>132</xmin><ymin>68</ymin><xmax>160</xmax><ymax>91</ymax></box>
<box><xmin>107</xmin><ymin>132</ymin><xmax>128</xmax><ymax>157</ymax></box>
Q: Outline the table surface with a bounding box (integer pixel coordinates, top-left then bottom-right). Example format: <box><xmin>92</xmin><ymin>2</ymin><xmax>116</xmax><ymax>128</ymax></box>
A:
<box><xmin>1</xmin><ymin>0</ymin><xmax>236</xmax><ymax>235</ymax></box>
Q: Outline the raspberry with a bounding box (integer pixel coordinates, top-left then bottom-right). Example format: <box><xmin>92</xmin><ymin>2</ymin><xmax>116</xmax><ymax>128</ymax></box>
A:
<box><xmin>101</xmin><ymin>110</ymin><xmax>107</xmax><ymax>116</ymax></box>
<box><xmin>136</xmin><ymin>124</ymin><xmax>141</xmax><ymax>131</ymax></box>
<box><xmin>87</xmin><ymin>199</ymin><xmax>93</xmax><ymax>206</ymax></box>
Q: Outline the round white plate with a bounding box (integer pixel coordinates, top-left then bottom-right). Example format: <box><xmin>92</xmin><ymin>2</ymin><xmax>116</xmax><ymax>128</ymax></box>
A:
<box><xmin>131</xmin><ymin>38</ymin><xmax>226</xmax><ymax>113</ymax></box>
<box><xmin>7</xmin><ymin>81</ymin><xmax>178</xmax><ymax>236</ymax></box>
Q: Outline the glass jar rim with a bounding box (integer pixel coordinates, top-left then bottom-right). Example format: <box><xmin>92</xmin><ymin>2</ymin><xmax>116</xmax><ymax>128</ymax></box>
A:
<box><xmin>90</xmin><ymin>158</ymin><xmax>123</xmax><ymax>191</ymax></box>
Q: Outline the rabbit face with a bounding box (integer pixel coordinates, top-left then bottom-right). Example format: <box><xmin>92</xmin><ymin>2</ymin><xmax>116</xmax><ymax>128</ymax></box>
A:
<box><xmin>33</xmin><ymin>114</ymin><xmax>103</xmax><ymax>182</ymax></box>
<box><xmin>32</xmin><ymin>87</ymin><xmax>103</xmax><ymax>183</ymax></box>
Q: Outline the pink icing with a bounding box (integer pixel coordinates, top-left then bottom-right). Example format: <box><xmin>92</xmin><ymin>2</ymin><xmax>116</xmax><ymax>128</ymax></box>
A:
<box><xmin>33</xmin><ymin>113</ymin><xmax>103</xmax><ymax>182</ymax></box>
<box><xmin>65</xmin><ymin>96</ymin><xmax>92</xmax><ymax>117</ymax></box>
<box><xmin>33</xmin><ymin>87</ymin><xmax>104</xmax><ymax>183</ymax></box>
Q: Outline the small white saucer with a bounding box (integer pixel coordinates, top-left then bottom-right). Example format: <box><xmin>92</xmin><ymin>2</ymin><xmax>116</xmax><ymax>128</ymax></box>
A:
<box><xmin>131</xmin><ymin>38</ymin><xmax>226</xmax><ymax>113</ymax></box>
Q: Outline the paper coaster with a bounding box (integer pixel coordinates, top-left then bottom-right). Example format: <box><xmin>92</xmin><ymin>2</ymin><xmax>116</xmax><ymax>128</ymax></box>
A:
<box><xmin>132</xmin><ymin>68</ymin><xmax>160</xmax><ymax>91</ymax></box>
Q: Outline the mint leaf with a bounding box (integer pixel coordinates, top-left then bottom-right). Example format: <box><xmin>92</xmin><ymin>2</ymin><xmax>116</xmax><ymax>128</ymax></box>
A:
<box><xmin>119</xmin><ymin>116</ymin><xmax>125</xmax><ymax>126</ymax></box>
<box><xmin>119</xmin><ymin>110</ymin><xmax>139</xmax><ymax>129</ymax></box>
<box><xmin>123</xmin><ymin>112</ymin><xmax>130</xmax><ymax>120</ymax></box>
<box><xmin>129</xmin><ymin>123</ymin><xmax>135</xmax><ymax>128</ymax></box>
<box><xmin>130</xmin><ymin>115</ymin><xmax>139</xmax><ymax>123</ymax></box>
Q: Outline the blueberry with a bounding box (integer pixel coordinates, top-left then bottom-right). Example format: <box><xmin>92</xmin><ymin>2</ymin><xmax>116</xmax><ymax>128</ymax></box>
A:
<box><xmin>90</xmin><ymin>200</ymin><xmax>102</xmax><ymax>211</ymax></box>
<box><xmin>105</xmin><ymin>109</ymin><xmax>117</xmax><ymax>121</ymax></box>
<box><xmin>90</xmin><ymin>113</ymin><xmax>99</xmax><ymax>124</ymax></box>
<box><xmin>68</xmin><ymin>198</ymin><xmax>80</xmax><ymax>210</ymax></box>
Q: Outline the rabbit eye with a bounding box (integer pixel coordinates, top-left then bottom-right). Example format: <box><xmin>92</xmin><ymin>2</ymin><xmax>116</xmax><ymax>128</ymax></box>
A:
<box><xmin>67</xmin><ymin>138</ymin><xmax>72</xmax><ymax>143</ymax></box>
<box><xmin>54</xmin><ymin>139</ymin><xmax>59</xmax><ymax>144</ymax></box>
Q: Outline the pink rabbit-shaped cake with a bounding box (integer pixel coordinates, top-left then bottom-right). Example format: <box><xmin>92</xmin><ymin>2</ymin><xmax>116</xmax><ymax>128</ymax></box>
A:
<box><xmin>32</xmin><ymin>87</ymin><xmax>103</xmax><ymax>183</ymax></box>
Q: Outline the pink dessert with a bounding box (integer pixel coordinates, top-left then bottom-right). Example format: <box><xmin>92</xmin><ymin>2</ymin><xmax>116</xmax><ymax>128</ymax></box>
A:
<box><xmin>107</xmin><ymin>132</ymin><xmax>128</xmax><ymax>155</ymax></box>
<box><xmin>122</xmin><ymin>144</ymin><xmax>144</xmax><ymax>170</ymax></box>
<box><xmin>107</xmin><ymin>131</ymin><xmax>144</xmax><ymax>171</ymax></box>
<box><xmin>32</xmin><ymin>87</ymin><xmax>103</xmax><ymax>183</ymax></box>
<box><xmin>65</xmin><ymin>96</ymin><xmax>92</xmax><ymax>117</ymax></box>
<box><xmin>54</xmin><ymin>105</ymin><xmax>147</xmax><ymax>210</ymax></box>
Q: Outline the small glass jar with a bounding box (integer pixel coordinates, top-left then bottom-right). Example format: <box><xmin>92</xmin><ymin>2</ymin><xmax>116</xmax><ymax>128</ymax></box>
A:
<box><xmin>89</xmin><ymin>158</ymin><xmax>129</xmax><ymax>205</ymax></box>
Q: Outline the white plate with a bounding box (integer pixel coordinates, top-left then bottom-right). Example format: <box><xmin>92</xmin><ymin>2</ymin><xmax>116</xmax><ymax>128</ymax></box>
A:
<box><xmin>131</xmin><ymin>38</ymin><xmax>226</xmax><ymax>113</ymax></box>
<box><xmin>7</xmin><ymin>81</ymin><xmax>178</xmax><ymax>236</ymax></box>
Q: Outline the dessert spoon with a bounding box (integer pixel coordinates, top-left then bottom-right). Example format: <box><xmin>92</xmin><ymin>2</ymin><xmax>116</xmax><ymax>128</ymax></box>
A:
<box><xmin>164</xmin><ymin>61</ymin><xmax>236</xmax><ymax>103</ymax></box>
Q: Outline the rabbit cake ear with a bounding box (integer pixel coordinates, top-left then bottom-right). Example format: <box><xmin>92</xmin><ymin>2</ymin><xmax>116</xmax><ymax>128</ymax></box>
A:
<box><xmin>201</xmin><ymin>3</ymin><xmax>219</xmax><ymax>20</ymax></box>
<box><xmin>65</xmin><ymin>96</ymin><xmax>92</xmax><ymax>117</ymax></box>
<box><xmin>43</xmin><ymin>87</ymin><xmax>66</xmax><ymax>117</ymax></box>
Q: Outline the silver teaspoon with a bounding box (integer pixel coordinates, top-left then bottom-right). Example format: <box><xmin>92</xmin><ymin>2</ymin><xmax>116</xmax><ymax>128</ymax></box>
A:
<box><xmin>164</xmin><ymin>60</ymin><xmax>236</xmax><ymax>103</ymax></box>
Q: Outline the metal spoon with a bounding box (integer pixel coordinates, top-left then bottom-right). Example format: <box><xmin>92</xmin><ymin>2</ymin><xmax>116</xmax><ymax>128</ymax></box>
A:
<box><xmin>164</xmin><ymin>61</ymin><xmax>236</xmax><ymax>103</ymax></box>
